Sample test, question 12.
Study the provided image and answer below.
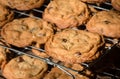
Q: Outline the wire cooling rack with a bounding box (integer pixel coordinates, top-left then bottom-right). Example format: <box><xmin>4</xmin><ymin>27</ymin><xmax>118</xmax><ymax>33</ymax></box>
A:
<box><xmin>0</xmin><ymin>0</ymin><xmax>120</xmax><ymax>79</ymax></box>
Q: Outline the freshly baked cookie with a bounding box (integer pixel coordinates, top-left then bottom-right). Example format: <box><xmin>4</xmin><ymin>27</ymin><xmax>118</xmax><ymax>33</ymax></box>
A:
<box><xmin>80</xmin><ymin>0</ymin><xmax>107</xmax><ymax>3</ymax></box>
<box><xmin>0</xmin><ymin>4</ymin><xmax>14</xmax><ymax>28</ymax></box>
<box><xmin>0</xmin><ymin>40</ymin><xmax>10</xmax><ymax>69</ymax></box>
<box><xmin>86</xmin><ymin>11</ymin><xmax>120</xmax><ymax>38</ymax></box>
<box><xmin>44</xmin><ymin>67</ymin><xmax>93</xmax><ymax>79</ymax></box>
<box><xmin>1</xmin><ymin>17</ymin><xmax>54</xmax><ymax>47</ymax></box>
<box><xmin>43</xmin><ymin>0</ymin><xmax>89</xmax><ymax>29</ymax></box>
<box><xmin>2</xmin><ymin>55</ymin><xmax>48</xmax><ymax>79</ymax></box>
<box><xmin>0</xmin><ymin>0</ymin><xmax>45</xmax><ymax>10</ymax></box>
<box><xmin>45</xmin><ymin>29</ymin><xmax>104</xmax><ymax>64</ymax></box>
<box><xmin>112</xmin><ymin>0</ymin><xmax>120</xmax><ymax>11</ymax></box>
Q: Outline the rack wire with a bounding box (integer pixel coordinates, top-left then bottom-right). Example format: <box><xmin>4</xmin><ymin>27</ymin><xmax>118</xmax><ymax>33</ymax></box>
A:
<box><xmin>0</xmin><ymin>0</ymin><xmax>120</xmax><ymax>79</ymax></box>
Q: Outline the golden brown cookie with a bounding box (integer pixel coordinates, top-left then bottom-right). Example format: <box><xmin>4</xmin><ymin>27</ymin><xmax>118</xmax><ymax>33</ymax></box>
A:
<box><xmin>2</xmin><ymin>55</ymin><xmax>48</xmax><ymax>79</ymax></box>
<box><xmin>44</xmin><ymin>67</ymin><xmax>93</xmax><ymax>79</ymax></box>
<box><xmin>0</xmin><ymin>4</ymin><xmax>14</xmax><ymax>28</ymax></box>
<box><xmin>86</xmin><ymin>11</ymin><xmax>120</xmax><ymax>38</ymax></box>
<box><xmin>43</xmin><ymin>0</ymin><xmax>89</xmax><ymax>29</ymax></box>
<box><xmin>80</xmin><ymin>0</ymin><xmax>107</xmax><ymax>3</ymax></box>
<box><xmin>1</xmin><ymin>17</ymin><xmax>54</xmax><ymax>47</ymax></box>
<box><xmin>45</xmin><ymin>29</ymin><xmax>104</xmax><ymax>64</ymax></box>
<box><xmin>112</xmin><ymin>0</ymin><xmax>120</xmax><ymax>11</ymax></box>
<box><xmin>0</xmin><ymin>0</ymin><xmax>45</xmax><ymax>10</ymax></box>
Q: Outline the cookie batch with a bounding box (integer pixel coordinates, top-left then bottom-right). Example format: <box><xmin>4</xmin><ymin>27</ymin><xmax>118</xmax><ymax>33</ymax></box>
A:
<box><xmin>0</xmin><ymin>0</ymin><xmax>119</xmax><ymax>79</ymax></box>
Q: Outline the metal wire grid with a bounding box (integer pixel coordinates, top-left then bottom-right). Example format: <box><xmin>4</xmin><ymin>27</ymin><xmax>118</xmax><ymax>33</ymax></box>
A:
<box><xmin>0</xmin><ymin>1</ymin><xmax>120</xmax><ymax>79</ymax></box>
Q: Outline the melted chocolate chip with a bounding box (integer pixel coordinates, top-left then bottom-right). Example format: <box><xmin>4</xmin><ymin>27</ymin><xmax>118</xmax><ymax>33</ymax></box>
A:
<box><xmin>32</xmin><ymin>41</ymin><xmax>37</xmax><ymax>46</ymax></box>
<box><xmin>62</xmin><ymin>38</ymin><xmax>67</xmax><ymax>42</ymax></box>
<box><xmin>104</xmin><ymin>20</ymin><xmax>111</xmax><ymax>24</ymax></box>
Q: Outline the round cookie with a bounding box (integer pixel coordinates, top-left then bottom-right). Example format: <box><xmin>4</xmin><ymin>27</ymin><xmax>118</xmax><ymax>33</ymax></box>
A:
<box><xmin>112</xmin><ymin>0</ymin><xmax>120</xmax><ymax>11</ymax></box>
<box><xmin>0</xmin><ymin>0</ymin><xmax>45</xmax><ymax>10</ymax></box>
<box><xmin>0</xmin><ymin>4</ymin><xmax>14</xmax><ymax>28</ymax></box>
<box><xmin>43</xmin><ymin>0</ymin><xmax>89</xmax><ymax>29</ymax></box>
<box><xmin>2</xmin><ymin>55</ymin><xmax>48</xmax><ymax>79</ymax></box>
<box><xmin>86</xmin><ymin>11</ymin><xmax>120</xmax><ymax>38</ymax></box>
<box><xmin>80</xmin><ymin>0</ymin><xmax>107</xmax><ymax>3</ymax></box>
<box><xmin>45</xmin><ymin>29</ymin><xmax>104</xmax><ymax>64</ymax></box>
<box><xmin>44</xmin><ymin>67</ymin><xmax>93</xmax><ymax>79</ymax></box>
<box><xmin>1</xmin><ymin>17</ymin><xmax>54</xmax><ymax>47</ymax></box>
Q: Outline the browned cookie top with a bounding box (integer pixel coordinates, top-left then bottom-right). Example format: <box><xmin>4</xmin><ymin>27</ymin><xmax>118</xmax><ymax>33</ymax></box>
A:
<box><xmin>2</xmin><ymin>55</ymin><xmax>48</xmax><ymax>79</ymax></box>
<box><xmin>44</xmin><ymin>67</ymin><xmax>92</xmax><ymax>79</ymax></box>
<box><xmin>45</xmin><ymin>29</ymin><xmax>104</xmax><ymax>64</ymax></box>
<box><xmin>0</xmin><ymin>0</ymin><xmax>45</xmax><ymax>10</ymax></box>
<box><xmin>112</xmin><ymin>0</ymin><xmax>120</xmax><ymax>11</ymax></box>
<box><xmin>0</xmin><ymin>4</ymin><xmax>14</xmax><ymax>28</ymax></box>
<box><xmin>1</xmin><ymin>17</ymin><xmax>54</xmax><ymax>47</ymax></box>
<box><xmin>80</xmin><ymin>0</ymin><xmax>107</xmax><ymax>3</ymax></box>
<box><xmin>86</xmin><ymin>11</ymin><xmax>120</xmax><ymax>38</ymax></box>
<box><xmin>43</xmin><ymin>0</ymin><xmax>89</xmax><ymax>29</ymax></box>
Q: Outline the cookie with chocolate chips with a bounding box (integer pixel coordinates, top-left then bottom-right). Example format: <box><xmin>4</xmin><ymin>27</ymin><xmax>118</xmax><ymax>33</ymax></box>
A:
<box><xmin>112</xmin><ymin>0</ymin><xmax>120</xmax><ymax>11</ymax></box>
<box><xmin>1</xmin><ymin>17</ymin><xmax>54</xmax><ymax>47</ymax></box>
<box><xmin>0</xmin><ymin>0</ymin><xmax>45</xmax><ymax>10</ymax></box>
<box><xmin>45</xmin><ymin>29</ymin><xmax>104</xmax><ymax>64</ymax></box>
<box><xmin>43</xmin><ymin>0</ymin><xmax>89</xmax><ymax>29</ymax></box>
<box><xmin>86</xmin><ymin>11</ymin><xmax>120</xmax><ymax>38</ymax></box>
<box><xmin>0</xmin><ymin>4</ymin><xmax>14</xmax><ymax>28</ymax></box>
<box><xmin>44</xmin><ymin>66</ymin><xmax>93</xmax><ymax>79</ymax></box>
<box><xmin>2</xmin><ymin>55</ymin><xmax>48</xmax><ymax>79</ymax></box>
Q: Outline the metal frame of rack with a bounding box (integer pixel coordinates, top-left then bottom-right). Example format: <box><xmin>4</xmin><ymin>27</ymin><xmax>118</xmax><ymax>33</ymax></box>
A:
<box><xmin>0</xmin><ymin>0</ymin><xmax>120</xmax><ymax>79</ymax></box>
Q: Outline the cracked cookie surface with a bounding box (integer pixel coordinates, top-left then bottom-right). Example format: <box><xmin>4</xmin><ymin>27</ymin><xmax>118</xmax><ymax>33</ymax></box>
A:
<box><xmin>45</xmin><ymin>29</ymin><xmax>104</xmax><ymax>64</ymax></box>
<box><xmin>1</xmin><ymin>17</ymin><xmax>54</xmax><ymax>47</ymax></box>
<box><xmin>2</xmin><ymin>55</ymin><xmax>48</xmax><ymax>79</ymax></box>
<box><xmin>112</xmin><ymin>0</ymin><xmax>120</xmax><ymax>11</ymax></box>
<box><xmin>86</xmin><ymin>11</ymin><xmax>120</xmax><ymax>38</ymax></box>
<box><xmin>0</xmin><ymin>0</ymin><xmax>45</xmax><ymax>10</ymax></box>
<box><xmin>43</xmin><ymin>0</ymin><xmax>89</xmax><ymax>29</ymax></box>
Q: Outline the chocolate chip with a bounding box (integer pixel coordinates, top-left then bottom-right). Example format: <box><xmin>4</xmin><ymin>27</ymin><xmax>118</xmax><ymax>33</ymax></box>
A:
<box><xmin>75</xmin><ymin>52</ymin><xmax>81</xmax><ymax>57</ymax></box>
<box><xmin>62</xmin><ymin>38</ymin><xmax>67</xmax><ymax>42</ymax></box>
<box><xmin>104</xmin><ymin>20</ymin><xmax>111</xmax><ymax>24</ymax></box>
